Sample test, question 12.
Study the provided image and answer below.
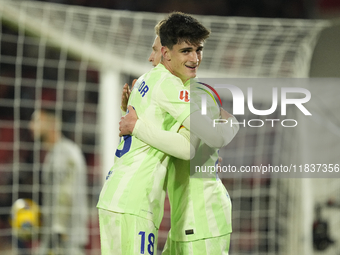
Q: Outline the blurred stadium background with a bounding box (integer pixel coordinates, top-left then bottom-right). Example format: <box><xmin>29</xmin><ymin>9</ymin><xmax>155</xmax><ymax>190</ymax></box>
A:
<box><xmin>0</xmin><ymin>0</ymin><xmax>339</xmax><ymax>254</ymax></box>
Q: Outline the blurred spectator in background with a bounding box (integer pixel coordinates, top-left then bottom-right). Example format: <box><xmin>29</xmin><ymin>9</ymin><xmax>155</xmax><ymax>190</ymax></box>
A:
<box><xmin>29</xmin><ymin>108</ymin><xmax>88</xmax><ymax>255</ymax></box>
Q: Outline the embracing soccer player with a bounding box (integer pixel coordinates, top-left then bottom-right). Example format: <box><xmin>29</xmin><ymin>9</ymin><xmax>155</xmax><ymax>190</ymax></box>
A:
<box><xmin>97</xmin><ymin>12</ymin><xmax>238</xmax><ymax>255</ymax></box>
<box><xmin>119</xmin><ymin>14</ymin><xmax>238</xmax><ymax>255</ymax></box>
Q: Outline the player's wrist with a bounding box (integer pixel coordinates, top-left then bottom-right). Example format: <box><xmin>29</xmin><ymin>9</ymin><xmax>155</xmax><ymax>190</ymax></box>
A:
<box><xmin>131</xmin><ymin>119</ymin><xmax>141</xmax><ymax>136</ymax></box>
<box><xmin>120</xmin><ymin>106</ymin><xmax>127</xmax><ymax>117</ymax></box>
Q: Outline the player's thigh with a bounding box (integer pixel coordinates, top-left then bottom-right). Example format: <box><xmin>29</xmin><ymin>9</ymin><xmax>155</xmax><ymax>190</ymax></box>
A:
<box><xmin>162</xmin><ymin>234</ymin><xmax>230</xmax><ymax>255</ymax></box>
<box><xmin>98</xmin><ymin>209</ymin><xmax>158</xmax><ymax>255</ymax></box>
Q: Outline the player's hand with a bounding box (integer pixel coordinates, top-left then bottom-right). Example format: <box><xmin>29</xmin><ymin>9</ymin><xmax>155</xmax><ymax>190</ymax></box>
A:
<box><xmin>216</xmin><ymin>156</ymin><xmax>223</xmax><ymax>172</ymax></box>
<box><xmin>121</xmin><ymin>79</ymin><xmax>137</xmax><ymax>112</ymax></box>
<box><xmin>217</xmin><ymin>156</ymin><xmax>222</xmax><ymax>167</ymax></box>
<box><xmin>119</xmin><ymin>105</ymin><xmax>138</xmax><ymax>137</ymax></box>
<box><xmin>220</xmin><ymin>107</ymin><xmax>233</xmax><ymax>120</ymax></box>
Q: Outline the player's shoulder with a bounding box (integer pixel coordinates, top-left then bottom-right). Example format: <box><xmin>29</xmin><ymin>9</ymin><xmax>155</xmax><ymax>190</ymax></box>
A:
<box><xmin>55</xmin><ymin>137</ymin><xmax>84</xmax><ymax>161</ymax></box>
<box><xmin>134</xmin><ymin>65</ymin><xmax>183</xmax><ymax>95</ymax></box>
<box><xmin>156</xmin><ymin>67</ymin><xmax>183</xmax><ymax>92</ymax></box>
<box><xmin>59</xmin><ymin>137</ymin><xmax>78</xmax><ymax>150</ymax></box>
<box><xmin>151</xmin><ymin>64</ymin><xmax>182</xmax><ymax>85</ymax></box>
<box><xmin>131</xmin><ymin>75</ymin><xmax>146</xmax><ymax>92</ymax></box>
<box><xmin>62</xmin><ymin>140</ymin><xmax>87</xmax><ymax>170</ymax></box>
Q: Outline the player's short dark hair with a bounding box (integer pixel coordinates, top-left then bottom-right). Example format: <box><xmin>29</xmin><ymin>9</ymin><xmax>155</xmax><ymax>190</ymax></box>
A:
<box><xmin>159</xmin><ymin>12</ymin><xmax>210</xmax><ymax>49</ymax></box>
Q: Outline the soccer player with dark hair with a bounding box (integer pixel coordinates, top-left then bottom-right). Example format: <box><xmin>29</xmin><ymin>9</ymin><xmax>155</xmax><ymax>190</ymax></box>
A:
<box><xmin>120</xmin><ymin>13</ymin><xmax>237</xmax><ymax>255</ymax></box>
<box><xmin>97</xmin><ymin>12</ymin><xmax>238</xmax><ymax>255</ymax></box>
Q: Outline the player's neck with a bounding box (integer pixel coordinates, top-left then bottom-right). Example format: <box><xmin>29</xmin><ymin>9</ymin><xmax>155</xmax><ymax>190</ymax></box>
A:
<box><xmin>161</xmin><ymin>60</ymin><xmax>188</xmax><ymax>84</ymax></box>
<box><xmin>44</xmin><ymin>131</ymin><xmax>62</xmax><ymax>150</ymax></box>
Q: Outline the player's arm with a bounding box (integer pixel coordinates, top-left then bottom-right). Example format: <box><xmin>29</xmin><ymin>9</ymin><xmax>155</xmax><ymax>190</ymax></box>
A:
<box><xmin>182</xmin><ymin>107</ymin><xmax>239</xmax><ymax>148</ymax></box>
<box><xmin>119</xmin><ymin>106</ymin><xmax>199</xmax><ymax>160</ymax></box>
<box><xmin>155</xmin><ymin>78</ymin><xmax>239</xmax><ymax>149</ymax></box>
<box><xmin>134</xmin><ymin>121</ymin><xmax>198</xmax><ymax>160</ymax></box>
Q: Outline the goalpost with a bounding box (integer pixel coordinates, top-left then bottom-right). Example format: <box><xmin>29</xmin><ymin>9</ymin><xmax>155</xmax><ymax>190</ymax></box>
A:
<box><xmin>0</xmin><ymin>1</ymin><xmax>339</xmax><ymax>254</ymax></box>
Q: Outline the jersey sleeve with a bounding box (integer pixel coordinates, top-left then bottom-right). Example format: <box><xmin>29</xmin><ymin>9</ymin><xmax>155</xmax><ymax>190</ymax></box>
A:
<box><xmin>132</xmin><ymin>119</ymin><xmax>198</xmax><ymax>160</ymax></box>
<box><xmin>155</xmin><ymin>77</ymin><xmax>199</xmax><ymax>125</ymax></box>
<box><xmin>183</xmin><ymin>114</ymin><xmax>239</xmax><ymax>148</ymax></box>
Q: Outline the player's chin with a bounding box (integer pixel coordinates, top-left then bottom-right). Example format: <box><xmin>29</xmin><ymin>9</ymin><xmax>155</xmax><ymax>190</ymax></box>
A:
<box><xmin>187</xmin><ymin>71</ymin><xmax>197</xmax><ymax>79</ymax></box>
<box><xmin>184</xmin><ymin>68</ymin><xmax>197</xmax><ymax>76</ymax></box>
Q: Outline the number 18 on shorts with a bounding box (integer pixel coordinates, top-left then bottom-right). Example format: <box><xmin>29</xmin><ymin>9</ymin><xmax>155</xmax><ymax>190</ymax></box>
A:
<box><xmin>138</xmin><ymin>231</ymin><xmax>156</xmax><ymax>254</ymax></box>
<box><xmin>98</xmin><ymin>209</ymin><xmax>158</xmax><ymax>255</ymax></box>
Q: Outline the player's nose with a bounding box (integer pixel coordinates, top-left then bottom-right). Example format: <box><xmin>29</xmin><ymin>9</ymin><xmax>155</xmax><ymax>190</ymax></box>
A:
<box><xmin>148</xmin><ymin>52</ymin><xmax>154</xmax><ymax>63</ymax></box>
<box><xmin>189</xmin><ymin>51</ymin><xmax>199</xmax><ymax>63</ymax></box>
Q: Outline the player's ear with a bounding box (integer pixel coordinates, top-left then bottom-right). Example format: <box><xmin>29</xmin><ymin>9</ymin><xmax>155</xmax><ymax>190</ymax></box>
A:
<box><xmin>161</xmin><ymin>46</ymin><xmax>171</xmax><ymax>61</ymax></box>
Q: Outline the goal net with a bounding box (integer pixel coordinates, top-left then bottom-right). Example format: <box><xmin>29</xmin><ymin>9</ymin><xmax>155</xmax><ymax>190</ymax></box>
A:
<box><xmin>0</xmin><ymin>1</ymin><xmax>338</xmax><ymax>254</ymax></box>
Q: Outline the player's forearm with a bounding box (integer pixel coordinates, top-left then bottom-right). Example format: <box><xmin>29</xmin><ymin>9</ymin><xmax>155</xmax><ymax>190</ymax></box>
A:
<box><xmin>182</xmin><ymin>112</ymin><xmax>239</xmax><ymax>148</ymax></box>
<box><xmin>132</xmin><ymin>119</ymin><xmax>196</xmax><ymax>160</ymax></box>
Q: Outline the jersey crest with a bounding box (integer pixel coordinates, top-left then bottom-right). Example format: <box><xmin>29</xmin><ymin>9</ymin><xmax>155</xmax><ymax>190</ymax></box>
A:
<box><xmin>179</xmin><ymin>90</ymin><xmax>190</xmax><ymax>102</ymax></box>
